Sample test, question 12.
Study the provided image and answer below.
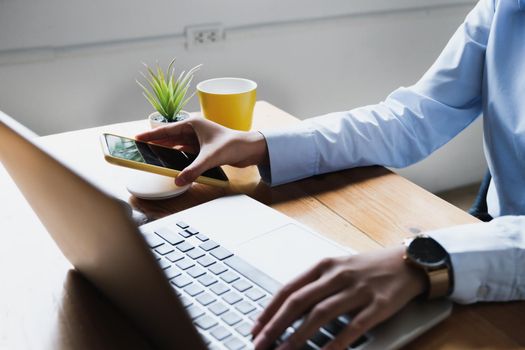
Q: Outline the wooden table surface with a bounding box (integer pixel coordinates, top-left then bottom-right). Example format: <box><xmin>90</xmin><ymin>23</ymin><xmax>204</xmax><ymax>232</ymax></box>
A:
<box><xmin>0</xmin><ymin>101</ymin><xmax>523</xmax><ymax>349</ymax></box>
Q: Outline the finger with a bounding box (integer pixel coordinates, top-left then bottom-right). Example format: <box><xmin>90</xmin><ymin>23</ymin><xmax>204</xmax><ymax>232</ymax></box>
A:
<box><xmin>144</xmin><ymin>138</ymin><xmax>179</xmax><ymax>147</ymax></box>
<box><xmin>175</xmin><ymin>144</ymin><xmax>200</xmax><ymax>154</ymax></box>
<box><xmin>280</xmin><ymin>289</ymin><xmax>366</xmax><ymax>350</ymax></box>
<box><xmin>323</xmin><ymin>301</ymin><xmax>388</xmax><ymax>350</ymax></box>
<box><xmin>175</xmin><ymin>151</ymin><xmax>212</xmax><ymax>186</ymax></box>
<box><xmin>141</xmin><ymin>134</ymin><xmax>196</xmax><ymax>146</ymax></box>
<box><xmin>135</xmin><ymin>119</ymin><xmax>191</xmax><ymax>142</ymax></box>
<box><xmin>253</xmin><ymin>272</ymin><xmax>343</xmax><ymax>350</ymax></box>
<box><xmin>252</xmin><ymin>258</ymin><xmax>334</xmax><ymax>337</ymax></box>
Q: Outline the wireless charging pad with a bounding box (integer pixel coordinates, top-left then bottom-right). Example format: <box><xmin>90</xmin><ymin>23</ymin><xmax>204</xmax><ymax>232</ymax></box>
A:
<box><xmin>125</xmin><ymin>171</ymin><xmax>190</xmax><ymax>200</ymax></box>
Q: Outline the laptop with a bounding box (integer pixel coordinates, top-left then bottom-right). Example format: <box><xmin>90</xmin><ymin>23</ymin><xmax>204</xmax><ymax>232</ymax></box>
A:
<box><xmin>0</xmin><ymin>113</ymin><xmax>452</xmax><ymax>350</ymax></box>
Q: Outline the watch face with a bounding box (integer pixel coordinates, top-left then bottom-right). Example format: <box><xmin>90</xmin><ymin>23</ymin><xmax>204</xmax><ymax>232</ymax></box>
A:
<box><xmin>407</xmin><ymin>237</ymin><xmax>448</xmax><ymax>267</ymax></box>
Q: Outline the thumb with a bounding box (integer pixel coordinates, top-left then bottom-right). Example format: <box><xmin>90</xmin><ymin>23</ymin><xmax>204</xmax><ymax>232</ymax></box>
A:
<box><xmin>175</xmin><ymin>152</ymin><xmax>211</xmax><ymax>186</ymax></box>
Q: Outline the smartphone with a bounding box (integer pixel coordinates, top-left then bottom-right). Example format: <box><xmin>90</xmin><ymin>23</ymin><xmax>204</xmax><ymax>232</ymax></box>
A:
<box><xmin>100</xmin><ymin>133</ymin><xmax>229</xmax><ymax>187</ymax></box>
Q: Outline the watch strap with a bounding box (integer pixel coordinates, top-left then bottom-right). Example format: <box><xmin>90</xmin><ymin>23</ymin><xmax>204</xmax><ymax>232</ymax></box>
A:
<box><xmin>404</xmin><ymin>235</ymin><xmax>454</xmax><ymax>300</ymax></box>
<box><xmin>427</xmin><ymin>268</ymin><xmax>451</xmax><ymax>299</ymax></box>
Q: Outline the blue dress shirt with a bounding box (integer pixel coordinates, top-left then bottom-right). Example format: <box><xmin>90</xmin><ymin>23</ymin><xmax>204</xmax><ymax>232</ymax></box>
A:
<box><xmin>259</xmin><ymin>0</ymin><xmax>525</xmax><ymax>304</ymax></box>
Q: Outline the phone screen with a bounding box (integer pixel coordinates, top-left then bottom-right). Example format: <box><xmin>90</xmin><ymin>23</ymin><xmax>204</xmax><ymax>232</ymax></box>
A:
<box><xmin>104</xmin><ymin>134</ymin><xmax>228</xmax><ymax>181</ymax></box>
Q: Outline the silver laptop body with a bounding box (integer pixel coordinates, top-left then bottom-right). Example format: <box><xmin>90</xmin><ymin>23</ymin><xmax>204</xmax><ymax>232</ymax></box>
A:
<box><xmin>0</xmin><ymin>113</ymin><xmax>451</xmax><ymax>350</ymax></box>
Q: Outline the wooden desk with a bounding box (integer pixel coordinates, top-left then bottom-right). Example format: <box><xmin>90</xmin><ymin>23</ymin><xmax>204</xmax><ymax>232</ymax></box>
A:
<box><xmin>0</xmin><ymin>101</ymin><xmax>523</xmax><ymax>349</ymax></box>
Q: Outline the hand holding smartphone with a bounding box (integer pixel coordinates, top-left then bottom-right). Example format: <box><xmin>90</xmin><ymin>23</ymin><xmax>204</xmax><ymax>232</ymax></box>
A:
<box><xmin>100</xmin><ymin>133</ymin><xmax>229</xmax><ymax>187</ymax></box>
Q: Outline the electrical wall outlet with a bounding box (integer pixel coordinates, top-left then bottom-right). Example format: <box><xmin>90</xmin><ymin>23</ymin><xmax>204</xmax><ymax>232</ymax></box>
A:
<box><xmin>185</xmin><ymin>24</ymin><xmax>225</xmax><ymax>49</ymax></box>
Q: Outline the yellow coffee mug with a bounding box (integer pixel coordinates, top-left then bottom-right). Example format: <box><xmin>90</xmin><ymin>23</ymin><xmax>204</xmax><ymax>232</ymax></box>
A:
<box><xmin>197</xmin><ymin>78</ymin><xmax>257</xmax><ymax>131</ymax></box>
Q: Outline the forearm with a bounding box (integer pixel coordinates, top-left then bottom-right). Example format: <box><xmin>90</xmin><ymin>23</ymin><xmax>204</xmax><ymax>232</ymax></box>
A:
<box><xmin>258</xmin><ymin>90</ymin><xmax>480</xmax><ymax>186</ymax></box>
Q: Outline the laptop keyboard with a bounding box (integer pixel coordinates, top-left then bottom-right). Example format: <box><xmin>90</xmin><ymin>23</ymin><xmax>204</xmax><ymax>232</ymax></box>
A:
<box><xmin>142</xmin><ymin>220</ymin><xmax>370</xmax><ymax>350</ymax></box>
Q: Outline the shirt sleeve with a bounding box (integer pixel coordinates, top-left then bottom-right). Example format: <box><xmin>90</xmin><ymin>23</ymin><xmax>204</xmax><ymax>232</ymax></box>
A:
<box><xmin>428</xmin><ymin>215</ymin><xmax>525</xmax><ymax>304</ymax></box>
<box><xmin>259</xmin><ymin>0</ymin><xmax>494</xmax><ymax>186</ymax></box>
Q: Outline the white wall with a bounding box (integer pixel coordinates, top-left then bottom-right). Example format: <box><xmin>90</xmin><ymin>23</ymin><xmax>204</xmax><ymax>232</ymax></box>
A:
<box><xmin>0</xmin><ymin>1</ymin><xmax>485</xmax><ymax>193</ymax></box>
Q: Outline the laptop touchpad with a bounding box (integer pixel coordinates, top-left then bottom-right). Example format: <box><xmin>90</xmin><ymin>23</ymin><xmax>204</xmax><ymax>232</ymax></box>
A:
<box><xmin>235</xmin><ymin>224</ymin><xmax>351</xmax><ymax>285</ymax></box>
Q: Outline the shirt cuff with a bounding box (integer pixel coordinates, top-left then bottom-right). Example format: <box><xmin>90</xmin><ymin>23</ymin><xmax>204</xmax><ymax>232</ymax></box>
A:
<box><xmin>258</xmin><ymin>123</ymin><xmax>318</xmax><ymax>186</ymax></box>
<box><xmin>427</xmin><ymin>217</ymin><xmax>523</xmax><ymax>304</ymax></box>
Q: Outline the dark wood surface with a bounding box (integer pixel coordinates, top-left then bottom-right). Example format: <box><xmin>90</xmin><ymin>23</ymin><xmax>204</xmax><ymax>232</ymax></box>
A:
<box><xmin>0</xmin><ymin>101</ymin><xmax>523</xmax><ymax>349</ymax></box>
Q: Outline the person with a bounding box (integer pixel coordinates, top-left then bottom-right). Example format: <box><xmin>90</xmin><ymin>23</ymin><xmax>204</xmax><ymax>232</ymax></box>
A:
<box><xmin>137</xmin><ymin>0</ymin><xmax>525</xmax><ymax>348</ymax></box>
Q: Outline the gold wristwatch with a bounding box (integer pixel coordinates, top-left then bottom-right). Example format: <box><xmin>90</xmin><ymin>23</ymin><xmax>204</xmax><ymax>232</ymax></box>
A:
<box><xmin>403</xmin><ymin>235</ymin><xmax>453</xmax><ymax>299</ymax></box>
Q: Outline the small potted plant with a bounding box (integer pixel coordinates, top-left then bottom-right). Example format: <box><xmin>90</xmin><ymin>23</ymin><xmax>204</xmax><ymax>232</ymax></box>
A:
<box><xmin>137</xmin><ymin>58</ymin><xmax>202</xmax><ymax>129</ymax></box>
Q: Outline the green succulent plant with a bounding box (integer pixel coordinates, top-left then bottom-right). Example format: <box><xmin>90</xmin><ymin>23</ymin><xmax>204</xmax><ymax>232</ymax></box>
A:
<box><xmin>137</xmin><ymin>58</ymin><xmax>202</xmax><ymax>122</ymax></box>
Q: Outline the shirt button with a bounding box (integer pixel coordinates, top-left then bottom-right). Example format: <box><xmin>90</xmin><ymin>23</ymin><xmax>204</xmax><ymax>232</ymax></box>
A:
<box><xmin>477</xmin><ymin>285</ymin><xmax>490</xmax><ymax>299</ymax></box>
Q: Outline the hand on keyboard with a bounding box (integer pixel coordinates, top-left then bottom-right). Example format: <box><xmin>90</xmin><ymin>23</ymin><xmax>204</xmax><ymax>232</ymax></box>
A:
<box><xmin>145</xmin><ymin>219</ymin><xmax>384</xmax><ymax>350</ymax></box>
<box><xmin>251</xmin><ymin>246</ymin><xmax>427</xmax><ymax>350</ymax></box>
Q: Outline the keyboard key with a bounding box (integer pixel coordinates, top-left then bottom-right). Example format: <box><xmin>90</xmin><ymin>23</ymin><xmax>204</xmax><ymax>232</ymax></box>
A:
<box><xmin>199</xmin><ymin>240</ymin><xmax>220</xmax><ymax>251</ymax></box>
<box><xmin>176</xmin><ymin>241</ymin><xmax>194</xmax><ymax>253</ymax></box>
<box><xmin>176</xmin><ymin>221</ymin><xmax>189</xmax><ymax>229</ymax></box>
<box><xmin>165</xmin><ymin>250</ymin><xmax>185</xmax><ymax>263</ymax></box>
<box><xmin>322</xmin><ymin>319</ymin><xmax>345</xmax><ymax>337</ymax></box>
<box><xmin>186</xmin><ymin>305</ymin><xmax>204</xmax><ymax>319</ymax></box>
<box><xmin>245</xmin><ymin>288</ymin><xmax>265</xmax><ymax>301</ymax></box>
<box><xmin>220</xmin><ymin>271</ymin><xmax>240</xmax><ymax>284</ymax></box>
<box><xmin>198</xmin><ymin>274</ymin><xmax>218</xmax><ymax>287</ymax></box>
<box><xmin>223</xmin><ymin>291</ymin><xmax>243</xmax><ymax>305</ymax></box>
<box><xmin>210</xmin><ymin>246</ymin><xmax>233</xmax><ymax>260</ymax></box>
<box><xmin>221</xmin><ymin>311</ymin><xmax>242</xmax><ymax>326</ymax></box>
<box><xmin>144</xmin><ymin>233</ymin><xmax>164</xmax><ymax>248</ymax></box>
<box><xmin>196</xmin><ymin>292</ymin><xmax>217</xmax><ymax>306</ymax></box>
<box><xmin>292</xmin><ymin>318</ymin><xmax>304</xmax><ymax>330</ymax></box>
<box><xmin>337</xmin><ymin>314</ymin><xmax>353</xmax><ymax>325</ymax></box>
<box><xmin>195</xmin><ymin>315</ymin><xmax>218</xmax><ymax>330</ymax></box>
<box><xmin>258</xmin><ymin>297</ymin><xmax>272</xmax><ymax>308</ymax></box>
<box><xmin>187</xmin><ymin>248</ymin><xmax>205</xmax><ymax>260</ymax></box>
<box><xmin>233</xmin><ymin>280</ymin><xmax>252</xmax><ymax>292</ymax></box>
<box><xmin>187</xmin><ymin>266</ymin><xmax>206</xmax><ymax>278</ymax></box>
<box><xmin>176</xmin><ymin>258</ymin><xmax>195</xmax><ymax>270</ymax></box>
<box><xmin>208</xmin><ymin>263</ymin><xmax>227</xmax><ymax>275</ymax></box>
<box><xmin>171</xmin><ymin>274</ymin><xmax>192</xmax><ymax>288</ymax></box>
<box><xmin>210</xmin><ymin>283</ymin><xmax>230</xmax><ymax>296</ymax></box>
<box><xmin>186</xmin><ymin>226</ymin><xmax>199</xmax><ymax>235</ymax></box>
<box><xmin>248</xmin><ymin>310</ymin><xmax>262</xmax><ymax>322</ymax></box>
<box><xmin>164</xmin><ymin>266</ymin><xmax>181</xmax><ymax>280</ymax></box>
<box><xmin>224</xmin><ymin>336</ymin><xmax>245</xmax><ymax>350</ymax></box>
<box><xmin>350</xmin><ymin>335</ymin><xmax>369</xmax><ymax>348</ymax></box>
<box><xmin>209</xmin><ymin>301</ymin><xmax>229</xmax><ymax>316</ymax></box>
<box><xmin>235</xmin><ymin>322</ymin><xmax>253</xmax><ymax>337</ymax></box>
<box><xmin>211</xmin><ymin>325</ymin><xmax>232</xmax><ymax>341</ymax></box>
<box><xmin>198</xmin><ymin>330</ymin><xmax>212</xmax><ymax>345</ymax></box>
<box><xmin>310</xmin><ymin>329</ymin><xmax>332</xmax><ymax>348</ymax></box>
<box><xmin>197</xmin><ymin>255</ymin><xmax>216</xmax><ymax>267</ymax></box>
<box><xmin>279</xmin><ymin>327</ymin><xmax>295</xmax><ymax>343</ymax></box>
<box><xmin>158</xmin><ymin>258</ymin><xmax>171</xmax><ymax>270</ymax></box>
<box><xmin>179</xmin><ymin>295</ymin><xmax>193</xmax><ymax>308</ymax></box>
<box><xmin>155</xmin><ymin>244</ymin><xmax>174</xmax><ymax>255</ymax></box>
<box><xmin>180</xmin><ymin>230</ymin><xmax>193</xmax><ymax>239</ymax></box>
<box><xmin>324</xmin><ymin>317</ymin><xmax>370</xmax><ymax>348</ymax></box>
<box><xmin>302</xmin><ymin>341</ymin><xmax>320</xmax><ymax>350</ymax></box>
<box><xmin>155</xmin><ymin>227</ymin><xmax>184</xmax><ymax>245</ymax></box>
<box><xmin>235</xmin><ymin>301</ymin><xmax>256</xmax><ymax>315</ymax></box>
<box><xmin>196</xmin><ymin>233</ymin><xmax>209</xmax><ymax>241</ymax></box>
<box><xmin>184</xmin><ymin>283</ymin><xmax>205</xmax><ymax>297</ymax></box>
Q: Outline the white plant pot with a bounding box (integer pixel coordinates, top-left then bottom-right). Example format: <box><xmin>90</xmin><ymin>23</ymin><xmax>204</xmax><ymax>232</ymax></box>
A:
<box><xmin>148</xmin><ymin>111</ymin><xmax>190</xmax><ymax>129</ymax></box>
